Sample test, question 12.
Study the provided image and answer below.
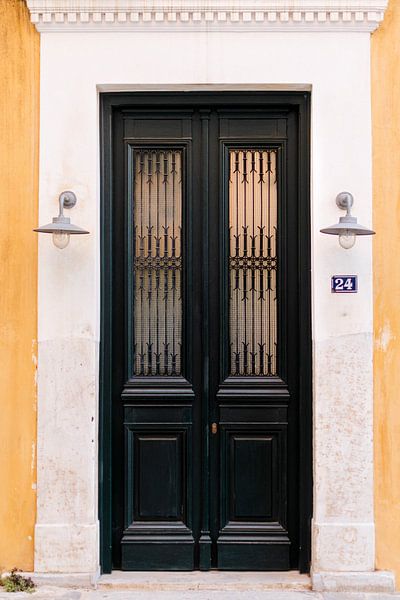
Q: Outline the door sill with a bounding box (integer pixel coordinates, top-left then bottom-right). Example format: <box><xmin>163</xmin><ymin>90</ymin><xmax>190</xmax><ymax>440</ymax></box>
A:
<box><xmin>97</xmin><ymin>570</ymin><xmax>311</xmax><ymax>591</ymax></box>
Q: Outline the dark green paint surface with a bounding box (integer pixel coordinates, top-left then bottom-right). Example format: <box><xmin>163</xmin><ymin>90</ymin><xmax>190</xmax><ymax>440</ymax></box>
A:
<box><xmin>100</xmin><ymin>93</ymin><xmax>312</xmax><ymax>573</ymax></box>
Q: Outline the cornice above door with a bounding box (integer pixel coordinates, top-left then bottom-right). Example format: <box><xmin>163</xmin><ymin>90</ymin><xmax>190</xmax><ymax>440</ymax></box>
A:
<box><xmin>26</xmin><ymin>0</ymin><xmax>388</xmax><ymax>32</ymax></box>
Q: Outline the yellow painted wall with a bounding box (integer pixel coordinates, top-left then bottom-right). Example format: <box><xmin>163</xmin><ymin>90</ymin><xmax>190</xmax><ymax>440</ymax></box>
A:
<box><xmin>0</xmin><ymin>0</ymin><xmax>39</xmax><ymax>571</ymax></box>
<box><xmin>372</xmin><ymin>0</ymin><xmax>400</xmax><ymax>589</ymax></box>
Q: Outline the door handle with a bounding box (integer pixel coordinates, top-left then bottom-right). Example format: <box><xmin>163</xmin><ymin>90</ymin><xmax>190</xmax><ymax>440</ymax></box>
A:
<box><xmin>211</xmin><ymin>422</ymin><xmax>218</xmax><ymax>434</ymax></box>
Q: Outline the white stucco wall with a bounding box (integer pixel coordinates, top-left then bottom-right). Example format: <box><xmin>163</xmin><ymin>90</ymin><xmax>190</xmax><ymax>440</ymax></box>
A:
<box><xmin>35</xmin><ymin>24</ymin><xmax>377</xmax><ymax>579</ymax></box>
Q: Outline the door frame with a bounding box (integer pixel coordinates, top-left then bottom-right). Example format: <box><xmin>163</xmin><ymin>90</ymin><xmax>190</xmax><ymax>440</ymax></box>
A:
<box><xmin>99</xmin><ymin>91</ymin><xmax>312</xmax><ymax>574</ymax></box>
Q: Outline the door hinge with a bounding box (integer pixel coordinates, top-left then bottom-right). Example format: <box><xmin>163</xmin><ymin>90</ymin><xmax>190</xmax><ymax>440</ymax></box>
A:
<box><xmin>211</xmin><ymin>422</ymin><xmax>218</xmax><ymax>434</ymax></box>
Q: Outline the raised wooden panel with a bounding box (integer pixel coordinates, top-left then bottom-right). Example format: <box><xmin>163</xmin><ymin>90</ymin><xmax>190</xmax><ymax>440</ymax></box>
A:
<box><xmin>124</xmin><ymin>116</ymin><xmax>192</xmax><ymax>140</ymax></box>
<box><xmin>125</xmin><ymin>405</ymin><xmax>192</xmax><ymax>423</ymax></box>
<box><xmin>217</xmin><ymin>422</ymin><xmax>289</xmax><ymax>570</ymax></box>
<box><xmin>219</xmin><ymin>116</ymin><xmax>287</xmax><ymax>139</ymax></box>
<box><xmin>122</xmin><ymin>542</ymin><xmax>194</xmax><ymax>571</ymax></box>
<box><xmin>231</xmin><ymin>435</ymin><xmax>273</xmax><ymax>520</ymax></box>
<box><xmin>125</xmin><ymin>422</ymin><xmax>190</xmax><ymax>529</ymax></box>
<box><xmin>217</xmin><ymin>542</ymin><xmax>290</xmax><ymax>571</ymax></box>
<box><xmin>136</xmin><ymin>434</ymin><xmax>183</xmax><ymax>520</ymax></box>
<box><xmin>220</xmin><ymin>405</ymin><xmax>287</xmax><ymax>423</ymax></box>
<box><xmin>221</xmin><ymin>427</ymin><xmax>285</xmax><ymax>529</ymax></box>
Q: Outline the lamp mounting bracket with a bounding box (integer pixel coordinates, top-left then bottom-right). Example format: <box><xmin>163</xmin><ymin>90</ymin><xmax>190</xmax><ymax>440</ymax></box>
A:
<box><xmin>60</xmin><ymin>191</ymin><xmax>77</xmax><ymax>209</ymax></box>
<box><xmin>336</xmin><ymin>191</ymin><xmax>354</xmax><ymax>212</ymax></box>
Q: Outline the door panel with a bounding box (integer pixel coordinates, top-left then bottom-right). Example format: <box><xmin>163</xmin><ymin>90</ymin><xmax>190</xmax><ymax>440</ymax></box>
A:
<box><xmin>209</xmin><ymin>110</ymin><xmax>295</xmax><ymax>568</ymax></box>
<box><xmin>105</xmin><ymin>94</ymin><xmax>311</xmax><ymax>572</ymax></box>
<box><xmin>136</xmin><ymin>434</ymin><xmax>183</xmax><ymax>519</ymax></box>
<box><xmin>116</xmin><ymin>111</ymin><xmax>201</xmax><ymax>569</ymax></box>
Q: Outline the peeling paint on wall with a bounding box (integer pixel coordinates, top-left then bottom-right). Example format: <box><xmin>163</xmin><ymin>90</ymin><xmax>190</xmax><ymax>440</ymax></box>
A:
<box><xmin>375</xmin><ymin>320</ymin><xmax>395</xmax><ymax>352</ymax></box>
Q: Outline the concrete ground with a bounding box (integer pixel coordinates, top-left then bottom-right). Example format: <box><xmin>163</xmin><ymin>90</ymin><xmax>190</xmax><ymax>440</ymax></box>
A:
<box><xmin>1</xmin><ymin>590</ymin><xmax>400</xmax><ymax>599</ymax></box>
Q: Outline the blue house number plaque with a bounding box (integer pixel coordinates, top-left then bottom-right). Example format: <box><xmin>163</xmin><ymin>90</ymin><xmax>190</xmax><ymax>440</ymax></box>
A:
<box><xmin>331</xmin><ymin>275</ymin><xmax>358</xmax><ymax>293</ymax></box>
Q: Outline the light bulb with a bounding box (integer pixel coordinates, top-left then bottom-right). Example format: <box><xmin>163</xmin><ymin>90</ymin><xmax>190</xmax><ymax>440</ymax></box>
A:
<box><xmin>52</xmin><ymin>231</ymin><xmax>70</xmax><ymax>249</ymax></box>
<box><xmin>338</xmin><ymin>230</ymin><xmax>356</xmax><ymax>250</ymax></box>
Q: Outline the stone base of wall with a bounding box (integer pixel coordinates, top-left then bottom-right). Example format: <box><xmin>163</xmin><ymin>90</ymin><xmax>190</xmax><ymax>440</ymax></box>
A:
<box><xmin>34</xmin><ymin>523</ymin><xmax>99</xmax><ymax>574</ymax></box>
<box><xmin>312</xmin><ymin>570</ymin><xmax>395</xmax><ymax>592</ymax></box>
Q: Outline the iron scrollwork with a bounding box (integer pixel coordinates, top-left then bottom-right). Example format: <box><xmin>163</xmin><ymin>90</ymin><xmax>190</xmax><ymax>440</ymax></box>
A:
<box><xmin>229</xmin><ymin>150</ymin><xmax>278</xmax><ymax>376</ymax></box>
<box><xmin>133</xmin><ymin>149</ymin><xmax>182</xmax><ymax>376</ymax></box>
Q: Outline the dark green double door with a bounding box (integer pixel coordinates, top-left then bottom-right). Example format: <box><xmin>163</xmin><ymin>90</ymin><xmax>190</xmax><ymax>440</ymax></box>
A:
<box><xmin>106</xmin><ymin>93</ymin><xmax>311</xmax><ymax>572</ymax></box>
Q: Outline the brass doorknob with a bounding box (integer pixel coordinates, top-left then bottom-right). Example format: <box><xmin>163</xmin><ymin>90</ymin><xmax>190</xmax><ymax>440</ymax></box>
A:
<box><xmin>211</xmin><ymin>423</ymin><xmax>218</xmax><ymax>434</ymax></box>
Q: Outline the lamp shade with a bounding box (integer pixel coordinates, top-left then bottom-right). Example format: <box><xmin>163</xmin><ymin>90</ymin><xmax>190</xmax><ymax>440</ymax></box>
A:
<box><xmin>320</xmin><ymin>215</ymin><xmax>375</xmax><ymax>236</ymax></box>
<box><xmin>34</xmin><ymin>215</ymin><xmax>89</xmax><ymax>235</ymax></box>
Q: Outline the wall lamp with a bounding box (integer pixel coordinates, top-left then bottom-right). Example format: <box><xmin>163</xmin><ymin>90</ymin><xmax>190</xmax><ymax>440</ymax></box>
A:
<box><xmin>34</xmin><ymin>191</ymin><xmax>89</xmax><ymax>249</ymax></box>
<box><xmin>320</xmin><ymin>192</ymin><xmax>375</xmax><ymax>249</ymax></box>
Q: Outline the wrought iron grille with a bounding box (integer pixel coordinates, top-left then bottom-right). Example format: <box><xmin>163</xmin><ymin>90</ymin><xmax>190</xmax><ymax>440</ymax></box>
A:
<box><xmin>229</xmin><ymin>150</ymin><xmax>278</xmax><ymax>376</ymax></box>
<box><xmin>133</xmin><ymin>149</ymin><xmax>182</xmax><ymax>376</ymax></box>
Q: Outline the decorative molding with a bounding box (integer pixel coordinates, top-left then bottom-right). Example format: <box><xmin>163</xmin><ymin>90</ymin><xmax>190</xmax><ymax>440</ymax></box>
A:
<box><xmin>26</xmin><ymin>0</ymin><xmax>388</xmax><ymax>32</ymax></box>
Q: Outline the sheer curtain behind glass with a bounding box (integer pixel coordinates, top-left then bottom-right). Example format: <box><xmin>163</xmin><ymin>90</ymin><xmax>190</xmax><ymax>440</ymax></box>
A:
<box><xmin>133</xmin><ymin>150</ymin><xmax>182</xmax><ymax>376</ymax></box>
<box><xmin>229</xmin><ymin>150</ymin><xmax>278</xmax><ymax>376</ymax></box>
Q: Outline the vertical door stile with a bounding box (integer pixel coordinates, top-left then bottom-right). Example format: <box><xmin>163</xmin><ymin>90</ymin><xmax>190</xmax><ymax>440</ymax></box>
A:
<box><xmin>199</xmin><ymin>109</ymin><xmax>212</xmax><ymax>569</ymax></box>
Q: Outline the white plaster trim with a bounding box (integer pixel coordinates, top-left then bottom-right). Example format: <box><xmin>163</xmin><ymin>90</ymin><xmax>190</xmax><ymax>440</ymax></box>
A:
<box><xmin>311</xmin><ymin>570</ymin><xmax>396</xmax><ymax>592</ymax></box>
<box><xmin>26</xmin><ymin>0</ymin><xmax>388</xmax><ymax>32</ymax></box>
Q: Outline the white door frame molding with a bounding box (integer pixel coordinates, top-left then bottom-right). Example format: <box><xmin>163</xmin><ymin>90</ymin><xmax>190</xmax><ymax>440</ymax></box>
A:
<box><xmin>29</xmin><ymin>0</ymin><xmax>394</xmax><ymax>591</ymax></box>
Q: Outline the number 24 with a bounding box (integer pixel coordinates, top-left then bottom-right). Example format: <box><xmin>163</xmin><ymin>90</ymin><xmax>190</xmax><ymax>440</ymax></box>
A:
<box><xmin>335</xmin><ymin>278</ymin><xmax>353</xmax><ymax>291</ymax></box>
